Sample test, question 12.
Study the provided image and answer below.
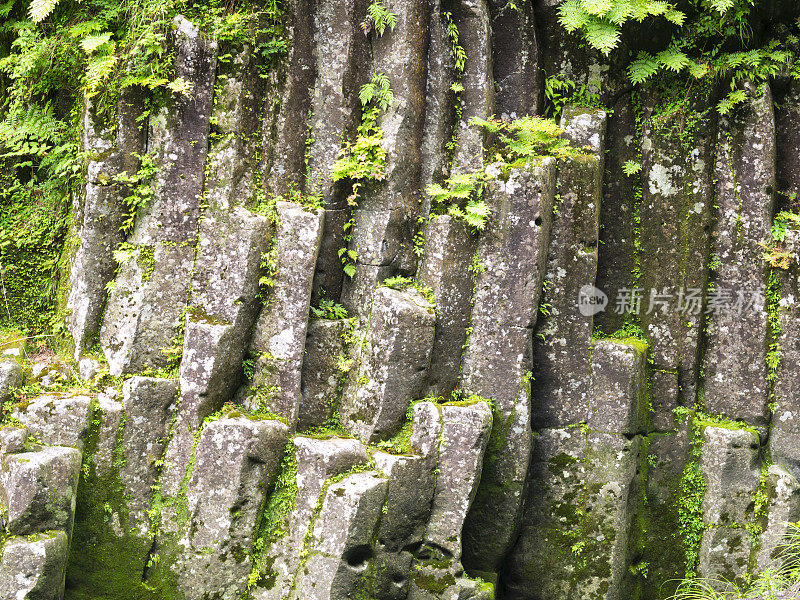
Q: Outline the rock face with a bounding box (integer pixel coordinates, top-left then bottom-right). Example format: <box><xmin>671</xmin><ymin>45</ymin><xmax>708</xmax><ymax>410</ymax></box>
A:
<box><xmin>27</xmin><ymin>6</ymin><xmax>800</xmax><ymax>600</ymax></box>
<box><xmin>0</xmin><ymin>359</ymin><xmax>23</xmax><ymax>402</ymax></box>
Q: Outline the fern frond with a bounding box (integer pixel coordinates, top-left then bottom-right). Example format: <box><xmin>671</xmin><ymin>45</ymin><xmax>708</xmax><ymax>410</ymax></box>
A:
<box><xmin>557</xmin><ymin>0</ymin><xmax>590</xmax><ymax>32</ymax></box>
<box><xmin>85</xmin><ymin>52</ymin><xmax>117</xmax><ymax>94</ymax></box>
<box><xmin>707</xmin><ymin>0</ymin><xmax>735</xmax><ymax>14</ymax></box>
<box><xmin>579</xmin><ymin>0</ymin><xmax>612</xmax><ymax>18</ymax></box>
<box><xmin>359</xmin><ymin>82</ymin><xmax>376</xmax><ymax>106</ymax></box>
<box><xmin>628</xmin><ymin>51</ymin><xmax>660</xmax><ymax>84</ymax></box>
<box><xmin>81</xmin><ymin>32</ymin><xmax>113</xmax><ymax>54</ymax></box>
<box><xmin>28</xmin><ymin>0</ymin><xmax>58</xmax><ymax>23</ymax></box>
<box><xmin>657</xmin><ymin>47</ymin><xmax>689</xmax><ymax>72</ymax></box>
<box><xmin>583</xmin><ymin>19</ymin><xmax>621</xmax><ymax>55</ymax></box>
<box><xmin>622</xmin><ymin>160</ymin><xmax>642</xmax><ymax>176</ymax></box>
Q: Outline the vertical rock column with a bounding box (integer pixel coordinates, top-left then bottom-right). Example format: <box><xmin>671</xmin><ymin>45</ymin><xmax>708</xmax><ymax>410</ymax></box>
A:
<box><xmin>531</xmin><ymin>106</ymin><xmax>606</xmax><ymax>430</ymax></box>
<box><xmin>341</xmin><ymin>0</ymin><xmax>429</xmax><ymax>312</ymax></box>
<box><xmin>100</xmin><ymin>16</ymin><xmax>216</xmax><ymax>375</ymax></box>
<box><xmin>638</xmin><ymin>87</ymin><xmax>715</xmax><ymax>425</ymax></box>
<box><xmin>460</xmin><ymin>160</ymin><xmax>555</xmax><ymax>576</ymax></box>
<box><xmin>703</xmin><ymin>81</ymin><xmax>775</xmax><ymax>429</ymax></box>
<box><xmin>66</xmin><ymin>88</ymin><xmax>146</xmax><ymax>357</ymax></box>
<box><xmin>247</xmin><ymin>201</ymin><xmax>325</xmax><ymax>426</ymax></box>
<box><xmin>505</xmin><ymin>339</ymin><xmax>647</xmax><ymax>600</ymax></box>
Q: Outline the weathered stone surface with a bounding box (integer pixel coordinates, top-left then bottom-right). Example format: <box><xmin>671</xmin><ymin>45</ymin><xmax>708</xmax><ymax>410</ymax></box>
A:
<box><xmin>504</xmin><ymin>427</ymin><xmax>586</xmax><ymax>599</ymax></box>
<box><xmin>489</xmin><ymin>0</ymin><xmax>538</xmax><ymax>121</ymax></box>
<box><xmin>261</xmin><ymin>436</ymin><xmax>369</xmax><ymax>599</ymax></box>
<box><xmin>506</xmin><ymin>429</ymin><xmax>640</xmax><ymax>600</ymax></box>
<box><xmin>417</xmin><ymin>215</ymin><xmax>476</xmax><ymax>397</ymax></box>
<box><xmin>248</xmin><ymin>202</ymin><xmax>324</xmax><ymax>425</ymax></box>
<box><xmin>451</xmin><ymin>0</ymin><xmax>494</xmax><ymax>172</ymax></box>
<box><xmin>99</xmin><ymin>242</ymin><xmax>194</xmax><ymax>375</ymax></box>
<box><xmin>651</xmin><ymin>369</ymin><xmax>680</xmax><ymax>433</ymax></box>
<box><xmin>420</xmin><ymin>0</ymin><xmax>457</xmax><ymax>213</ymax></box>
<box><xmin>299</xmin><ymin>318</ymin><xmax>349</xmax><ymax>431</ymax></box>
<box><xmin>120</xmin><ymin>377</ymin><xmax>178</xmax><ymax>531</ymax></box>
<box><xmin>461</xmin><ymin>160</ymin><xmax>555</xmax><ymax>574</ymax></box>
<box><xmin>67</xmin><ymin>90</ymin><xmax>146</xmax><ymax>356</ymax></box>
<box><xmin>305</xmin><ymin>0</ymin><xmax>365</xmax><ymax>203</ymax></box>
<box><xmin>341</xmin><ymin>287</ymin><xmax>435</xmax><ymax>443</ymax></box>
<box><xmin>172</xmin><ymin>417</ymin><xmax>288</xmax><ymax>600</ymax></box>
<box><xmin>755</xmin><ymin>465</ymin><xmax>800</xmax><ymax>570</ymax></box>
<box><xmin>0</xmin><ymin>426</ymin><xmax>28</xmax><ymax>455</ymax></box>
<box><xmin>638</xmin><ymin>88</ymin><xmax>714</xmax><ymax>405</ymax></box>
<box><xmin>532</xmin><ymin>108</ymin><xmax>604</xmax><ymax>429</ymax></box>
<box><xmin>158</xmin><ymin>317</ymin><xmax>239</xmax><ymax>508</ymax></box>
<box><xmin>588</xmin><ymin>339</ymin><xmax>648</xmax><ymax>435</ymax></box>
<box><xmin>311</xmin><ymin>207</ymin><xmax>350</xmax><ymax>305</ymax></box>
<box><xmin>699</xmin><ymin>527</ymin><xmax>751</xmax><ymax>585</ymax></box>
<box><xmin>130</xmin><ymin>16</ymin><xmax>216</xmax><ymax>245</ymax></box>
<box><xmin>423</xmin><ymin>402</ymin><xmax>492</xmax><ymax>561</ymax></box>
<box><xmin>262</xmin><ymin>0</ymin><xmax>318</xmax><ymax>198</ymax></box>
<box><xmin>1</xmin><ymin>446</ymin><xmax>81</xmax><ymax>536</ymax></box>
<box><xmin>594</xmin><ymin>94</ymin><xmax>639</xmax><ymax>334</ymax></box>
<box><xmin>775</xmin><ymin>81</ymin><xmax>800</xmax><ymax>207</ymax></box>
<box><xmin>192</xmin><ymin>207</ymin><xmax>271</xmax><ymax>329</ymax></box>
<box><xmin>701</xmin><ymin>426</ymin><xmax>760</xmax><ymax>527</ymax></box>
<box><xmin>93</xmin><ymin>395</ymin><xmax>123</xmax><ymax>474</ymax></box>
<box><xmin>295</xmin><ymin>472</ymin><xmax>388</xmax><ymax>600</ymax></box>
<box><xmin>12</xmin><ymin>395</ymin><xmax>92</xmax><ymax>450</ymax></box>
<box><xmin>703</xmin><ymin>82</ymin><xmax>775</xmax><ymax>427</ymax></box>
<box><xmin>0</xmin><ymin>359</ymin><xmax>23</xmax><ymax>402</ymax></box>
<box><xmin>0</xmin><ymin>531</ymin><xmax>69</xmax><ymax>600</ymax></box>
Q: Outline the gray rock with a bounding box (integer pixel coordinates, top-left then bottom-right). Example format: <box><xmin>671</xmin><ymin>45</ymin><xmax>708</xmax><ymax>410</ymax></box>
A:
<box><xmin>461</xmin><ymin>160</ymin><xmax>555</xmax><ymax>574</ymax></box>
<box><xmin>703</xmin><ymin>82</ymin><xmax>775</xmax><ymax>427</ymax></box>
<box><xmin>12</xmin><ymin>395</ymin><xmax>92</xmax><ymax>450</ymax></box>
<box><xmin>700</xmin><ymin>426</ymin><xmax>760</xmax><ymax>527</ymax></box>
<box><xmin>299</xmin><ymin>318</ymin><xmax>350</xmax><ymax>431</ymax></box>
<box><xmin>588</xmin><ymin>339</ymin><xmax>648</xmax><ymax>435</ymax></box>
<box><xmin>0</xmin><ymin>359</ymin><xmax>23</xmax><ymax>402</ymax></box>
<box><xmin>77</xmin><ymin>357</ymin><xmax>100</xmax><ymax>382</ymax></box>
<box><xmin>305</xmin><ymin>0</ymin><xmax>366</xmax><ymax>204</ymax></box>
<box><xmin>310</xmin><ymin>207</ymin><xmax>350</xmax><ymax>305</ymax></box>
<box><xmin>699</xmin><ymin>527</ymin><xmax>751</xmax><ymax>585</ymax></box>
<box><xmin>451</xmin><ymin>0</ymin><xmax>494</xmax><ymax>173</ymax></box>
<box><xmin>99</xmin><ymin>242</ymin><xmax>195</xmax><ymax>375</ymax></box>
<box><xmin>340</xmin><ymin>287</ymin><xmax>435</xmax><ymax>443</ymax></box>
<box><xmin>651</xmin><ymin>369</ymin><xmax>680</xmax><ymax>433</ymax></box>
<box><xmin>295</xmin><ymin>472</ymin><xmax>388</xmax><ymax>600</ymax></box>
<box><xmin>755</xmin><ymin>465</ymin><xmax>800</xmax><ymax>570</ymax></box>
<box><xmin>261</xmin><ymin>436</ymin><xmax>369</xmax><ymax>599</ymax></box>
<box><xmin>417</xmin><ymin>215</ymin><xmax>477</xmax><ymax>397</ymax></box>
<box><xmin>0</xmin><ymin>531</ymin><xmax>69</xmax><ymax>600</ymax></box>
<box><xmin>489</xmin><ymin>0</ymin><xmax>539</xmax><ymax>121</ymax></box>
<box><xmin>130</xmin><ymin>16</ymin><xmax>216</xmax><ymax>245</ymax></box>
<box><xmin>93</xmin><ymin>396</ymin><xmax>123</xmax><ymax>475</ymax></box>
<box><xmin>120</xmin><ymin>377</ymin><xmax>178</xmax><ymax>531</ymax></box>
<box><xmin>594</xmin><ymin>94</ymin><xmax>640</xmax><ymax>335</ymax></box>
<box><xmin>248</xmin><ymin>202</ymin><xmax>324</xmax><ymax>425</ymax></box>
<box><xmin>67</xmin><ymin>89</ymin><xmax>146</xmax><ymax>356</ymax></box>
<box><xmin>1</xmin><ymin>446</ymin><xmax>81</xmax><ymax>536</ymax></box>
<box><xmin>532</xmin><ymin>108</ymin><xmax>604</xmax><ymax>429</ymax></box>
<box><xmin>173</xmin><ymin>417</ymin><xmax>288</xmax><ymax>600</ymax></box>
<box><xmin>423</xmin><ymin>402</ymin><xmax>492</xmax><ymax>562</ymax></box>
<box><xmin>0</xmin><ymin>426</ymin><xmax>28</xmax><ymax>455</ymax></box>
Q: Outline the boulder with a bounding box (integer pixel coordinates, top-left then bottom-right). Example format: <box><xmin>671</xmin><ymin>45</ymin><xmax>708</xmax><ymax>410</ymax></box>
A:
<box><xmin>0</xmin><ymin>426</ymin><xmax>28</xmax><ymax>455</ymax></box>
<box><xmin>12</xmin><ymin>395</ymin><xmax>92</xmax><ymax>450</ymax></box>
<box><xmin>0</xmin><ymin>359</ymin><xmax>23</xmax><ymax>402</ymax></box>
<box><xmin>340</xmin><ymin>287</ymin><xmax>435</xmax><ymax>443</ymax></box>
<box><xmin>755</xmin><ymin>465</ymin><xmax>800</xmax><ymax>570</ymax></box>
<box><xmin>0</xmin><ymin>531</ymin><xmax>69</xmax><ymax>600</ymax></box>
<box><xmin>0</xmin><ymin>446</ymin><xmax>81</xmax><ymax>536</ymax></box>
<box><xmin>588</xmin><ymin>339</ymin><xmax>648</xmax><ymax>435</ymax></box>
<box><xmin>248</xmin><ymin>202</ymin><xmax>325</xmax><ymax>425</ymax></box>
<box><xmin>699</xmin><ymin>527</ymin><xmax>752</xmax><ymax>585</ymax></box>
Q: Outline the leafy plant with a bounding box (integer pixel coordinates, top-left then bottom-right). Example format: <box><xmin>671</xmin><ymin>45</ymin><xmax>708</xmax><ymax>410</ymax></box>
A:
<box><xmin>361</xmin><ymin>0</ymin><xmax>397</xmax><ymax>37</ymax></box>
<box><xmin>311</xmin><ymin>300</ymin><xmax>348</xmax><ymax>320</ymax></box>
<box><xmin>426</xmin><ymin>171</ymin><xmax>491</xmax><ymax>230</ymax></box>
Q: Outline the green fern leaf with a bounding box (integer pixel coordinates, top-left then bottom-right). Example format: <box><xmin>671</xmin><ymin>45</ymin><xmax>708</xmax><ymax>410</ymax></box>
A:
<box><xmin>657</xmin><ymin>47</ymin><xmax>689</xmax><ymax>72</ymax></box>
<box><xmin>708</xmin><ymin>0</ymin><xmax>735</xmax><ymax>13</ymax></box>
<box><xmin>688</xmin><ymin>59</ymin><xmax>710</xmax><ymax>79</ymax></box>
<box><xmin>81</xmin><ymin>32</ymin><xmax>113</xmax><ymax>54</ymax></box>
<box><xmin>579</xmin><ymin>0</ymin><xmax>612</xmax><ymax>17</ymax></box>
<box><xmin>583</xmin><ymin>19</ymin><xmax>621</xmax><ymax>55</ymax></box>
<box><xmin>628</xmin><ymin>51</ymin><xmax>660</xmax><ymax>84</ymax></box>
<box><xmin>28</xmin><ymin>0</ymin><xmax>58</xmax><ymax>23</ymax></box>
<box><xmin>359</xmin><ymin>82</ymin><xmax>376</xmax><ymax>106</ymax></box>
<box><xmin>557</xmin><ymin>0</ymin><xmax>590</xmax><ymax>32</ymax></box>
<box><xmin>622</xmin><ymin>160</ymin><xmax>642</xmax><ymax>176</ymax></box>
<box><xmin>85</xmin><ymin>53</ymin><xmax>117</xmax><ymax>93</ymax></box>
<box><xmin>663</xmin><ymin>8</ymin><xmax>685</xmax><ymax>25</ymax></box>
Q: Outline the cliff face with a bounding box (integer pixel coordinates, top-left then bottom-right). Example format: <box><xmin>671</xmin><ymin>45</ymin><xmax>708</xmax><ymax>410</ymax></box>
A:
<box><xmin>2</xmin><ymin>2</ymin><xmax>800</xmax><ymax>600</ymax></box>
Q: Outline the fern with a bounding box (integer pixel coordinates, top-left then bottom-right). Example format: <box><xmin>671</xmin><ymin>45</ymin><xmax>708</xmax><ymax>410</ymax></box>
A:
<box><xmin>80</xmin><ymin>32</ymin><xmax>113</xmax><ymax>53</ymax></box>
<box><xmin>359</xmin><ymin>73</ymin><xmax>394</xmax><ymax>111</ymax></box>
<box><xmin>362</xmin><ymin>1</ymin><xmax>397</xmax><ymax>37</ymax></box>
<box><xmin>627</xmin><ymin>51</ymin><xmax>660</xmax><ymax>84</ymax></box>
<box><xmin>622</xmin><ymin>160</ymin><xmax>642</xmax><ymax>176</ymax></box>
<box><xmin>28</xmin><ymin>0</ymin><xmax>58</xmax><ymax>23</ymax></box>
